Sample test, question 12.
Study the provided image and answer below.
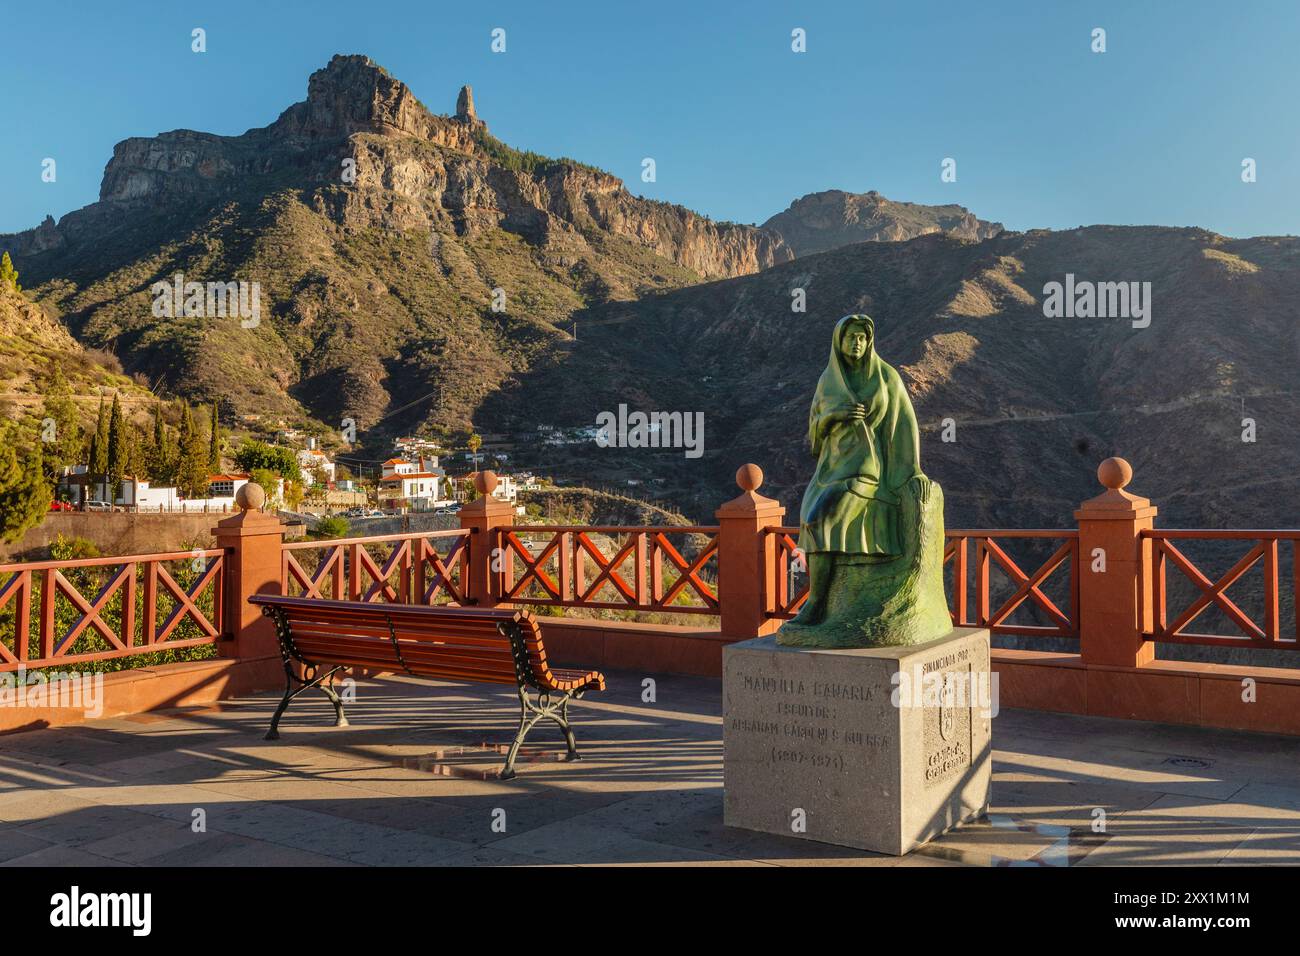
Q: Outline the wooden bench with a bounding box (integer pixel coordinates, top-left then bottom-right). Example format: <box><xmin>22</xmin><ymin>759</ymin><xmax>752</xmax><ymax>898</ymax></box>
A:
<box><xmin>249</xmin><ymin>595</ymin><xmax>606</xmax><ymax>779</ymax></box>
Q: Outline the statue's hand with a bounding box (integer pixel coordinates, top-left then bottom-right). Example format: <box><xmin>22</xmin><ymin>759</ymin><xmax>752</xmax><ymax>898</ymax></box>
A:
<box><xmin>911</xmin><ymin>474</ymin><xmax>932</xmax><ymax>506</ymax></box>
<box><xmin>850</xmin><ymin>403</ymin><xmax>867</xmax><ymax>422</ymax></box>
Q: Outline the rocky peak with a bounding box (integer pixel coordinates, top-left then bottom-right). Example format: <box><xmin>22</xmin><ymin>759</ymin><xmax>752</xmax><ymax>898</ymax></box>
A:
<box><xmin>273</xmin><ymin>53</ymin><xmax>448</xmax><ymax>142</ymax></box>
<box><xmin>455</xmin><ymin>85</ymin><xmax>484</xmax><ymax>129</ymax></box>
<box><xmin>763</xmin><ymin>189</ymin><xmax>1003</xmax><ymax>257</ymax></box>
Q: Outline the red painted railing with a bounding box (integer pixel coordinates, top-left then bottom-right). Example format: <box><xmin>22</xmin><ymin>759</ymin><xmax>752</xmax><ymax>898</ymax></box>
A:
<box><xmin>1143</xmin><ymin>529</ymin><xmax>1299</xmax><ymax>649</ymax></box>
<box><xmin>766</xmin><ymin>527</ymin><xmax>808</xmax><ymax>619</ymax></box>
<box><xmin>282</xmin><ymin>530</ymin><xmax>470</xmax><ymax>606</ymax></box>
<box><xmin>0</xmin><ymin>549</ymin><xmax>226</xmax><ymax>672</ymax></box>
<box><xmin>949</xmin><ymin>530</ymin><xmax>1079</xmax><ymax>638</ymax></box>
<box><xmin>763</xmin><ymin>526</ymin><xmax>1080</xmax><ymax>638</ymax></box>
<box><xmin>494</xmin><ymin>525</ymin><xmax>720</xmax><ymax>614</ymax></box>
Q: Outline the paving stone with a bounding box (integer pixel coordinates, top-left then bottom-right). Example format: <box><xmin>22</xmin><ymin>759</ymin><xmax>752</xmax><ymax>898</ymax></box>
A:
<box><xmin>0</xmin><ymin>844</ymin><xmax>132</xmax><ymax>867</ymax></box>
<box><xmin>16</xmin><ymin>802</ymin><xmax>165</xmax><ymax>848</ymax></box>
<box><xmin>0</xmin><ymin>827</ymin><xmax>59</xmax><ymax>863</ymax></box>
<box><xmin>2</xmin><ymin>670</ymin><xmax>1297</xmax><ymax>866</ymax></box>
<box><xmin>80</xmin><ymin>819</ymin><xmax>228</xmax><ymax>864</ymax></box>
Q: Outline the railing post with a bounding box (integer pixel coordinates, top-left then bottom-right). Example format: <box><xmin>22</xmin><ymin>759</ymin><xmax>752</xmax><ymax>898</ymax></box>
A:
<box><xmin>459</xmin><ymin>470</ymin><xmax>515</xmax><ymax>607</ymax></box>
<box><xmin>715</xmin><ymin>464</ymin><xmax>786</xmax><ymax>640</ymax></box>
<box><xmin>212</xmin><ymin>482</ymin><xmax>286</xmax><ymax>660</ymax></box>
<box><xmin>1075</xmin><ymin>457</ymin><xmax>1157</xmax><ymax>667</ymax></box>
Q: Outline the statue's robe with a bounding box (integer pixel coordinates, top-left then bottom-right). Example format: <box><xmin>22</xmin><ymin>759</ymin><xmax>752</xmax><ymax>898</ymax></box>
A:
<box><xmin>798</xmin><ymin>315</ymin><xmax>923</xmax><ymax>560</ymax></box>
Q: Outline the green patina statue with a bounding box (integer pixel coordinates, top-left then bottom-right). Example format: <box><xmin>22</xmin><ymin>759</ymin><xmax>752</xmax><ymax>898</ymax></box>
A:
<box><xmin>777</xmin><ymin>314</ymin><xmax>952</xmax><ymax>649</ymax></box>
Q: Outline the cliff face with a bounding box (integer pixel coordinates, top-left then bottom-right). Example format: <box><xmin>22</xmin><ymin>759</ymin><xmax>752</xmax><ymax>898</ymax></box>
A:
<box><xmin>8</xmin><ymin>55</ymin><xmax>789</xmax><ymax>281</ymax></box>
<box><xmin>0</xmin><ymin>55</ymin><xmax>792</xmax><ymax>433</ymax></box>
<box><xmin>763</xmin><ymin>189</ymin><xmax>1002</xmax><ymax>257</ymax></box>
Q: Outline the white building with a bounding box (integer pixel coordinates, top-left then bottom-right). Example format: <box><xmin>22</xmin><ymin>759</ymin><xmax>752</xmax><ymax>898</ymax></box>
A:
<box><xmin>296</xmin><ymin>447</ymin><xmax>336</xmax><ymax>485</ymax></box>
<box><xmin>381</xmin><ymin>455</ymin><xmax>441</xmax><ymax>479</ymax></box>
<box><xmin>378</xmin><ymin>461</ymin><xmax>452</xmax><ymax>511</ymax></box>
<box><xmin>381</xmin><ymin>458</ymin><xmax>418</xmax><ymax>478</ymax></box>
<box><xmin>59</xmin><ymin>469</ymin><xmax>282</xmax><ymax>512</ymax></box>
<box><xmin>494</xmin><ymin>474</ymin><xmax>519</xmax><ymax>504</ymax></box>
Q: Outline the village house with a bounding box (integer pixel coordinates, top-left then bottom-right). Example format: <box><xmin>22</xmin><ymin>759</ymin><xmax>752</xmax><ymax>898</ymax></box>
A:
<box><xmin>392</xmin><ymin>436</ymin><xmax>443</xmax><ymax>462</ymax></box>
<box><xmin>378</xmin><ymin>456</ymin><xmax>452</xmax><ymax>511</ymax></box>
<box><xmin>296</xmin><ymin>445</ymin><xmax>336</xmax><ymax>485</ymax></box>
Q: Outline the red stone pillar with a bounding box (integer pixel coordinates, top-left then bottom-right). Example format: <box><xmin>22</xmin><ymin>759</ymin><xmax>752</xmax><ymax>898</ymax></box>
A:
<box><xmin>459</xmin><ymin>471</ymin><xmax>515</xmax><ymax>607</ymax></box>
<box><xmin>1075</xmin><ymin>457</ymin><xmax>1157</xmax><ymax>667</ymax></box>
<box><xmin>212</xmin><ymin>482</ymin><xmax>286</xmax><ymax>661</ymax></box>
<box><xmin>715</xmin><ymin>464</ymin><xmax>786</xmax><ymax>641</ymax></box>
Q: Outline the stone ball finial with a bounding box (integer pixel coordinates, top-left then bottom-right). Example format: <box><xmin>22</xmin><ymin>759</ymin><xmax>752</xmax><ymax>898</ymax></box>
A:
<box><xmin>736</xmin><ymin>463</ymin><xmax>764</xmax><ymax>493</ymax></box>
<box><xmin>1098</xmin><ymin>457</ymin><xmax>1132</xmax><ymax>491</ymax></box>
<box><xmin>474</xmin><ymin>470</ymin><xmax>498</xmax><ymax>495</ymax></box>
<box><xmin>236</xmin><ymin>481</ymin><xmax>265</xmax><ymax>512</ymax></box>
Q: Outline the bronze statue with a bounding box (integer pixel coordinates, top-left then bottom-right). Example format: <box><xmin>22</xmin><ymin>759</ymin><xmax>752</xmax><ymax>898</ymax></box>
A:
<box><xmin>778</xmin><ymin>314</ymin><xmax>951</xmax><ymax>648</ymax></box>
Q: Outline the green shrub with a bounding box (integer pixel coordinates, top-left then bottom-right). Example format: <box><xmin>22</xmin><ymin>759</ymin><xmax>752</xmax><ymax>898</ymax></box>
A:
<box><xmin>312</xmin><ymin>516</ymin><xmax>350</xmax><ymax>539</ymax></box>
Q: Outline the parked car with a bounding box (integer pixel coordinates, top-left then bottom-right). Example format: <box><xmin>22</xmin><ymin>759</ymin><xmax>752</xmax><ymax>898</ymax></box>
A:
<box><xmin>84</xmin><ymin>501</ymin><xmax>113</xmax><ymax>512</ymax></box>
<box><xmin>48</xmin><ymin>500</ymin><xmax>74</xmax><ymax>512</ymax></box>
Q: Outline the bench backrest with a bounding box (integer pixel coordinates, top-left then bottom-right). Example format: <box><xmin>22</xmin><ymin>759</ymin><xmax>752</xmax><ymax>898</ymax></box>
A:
<box><xmin>249</xmin><ymin>595</ymin><xmax>556</xmax><ymax>688</ymax></box>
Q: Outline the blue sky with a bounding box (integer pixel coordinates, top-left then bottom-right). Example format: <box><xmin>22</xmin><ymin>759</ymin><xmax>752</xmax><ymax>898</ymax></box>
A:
<box><xmin>3</xmin><ymin>0</ymin><xmax>1298</xmax><ymax>237</ymax></box>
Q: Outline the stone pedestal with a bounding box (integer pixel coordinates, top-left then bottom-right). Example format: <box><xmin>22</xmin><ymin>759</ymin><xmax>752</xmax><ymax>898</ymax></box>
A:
<box><xmin>723</xmin><ymin>627</ymin><xmax>992</xmax><ymax>855</ymax></box>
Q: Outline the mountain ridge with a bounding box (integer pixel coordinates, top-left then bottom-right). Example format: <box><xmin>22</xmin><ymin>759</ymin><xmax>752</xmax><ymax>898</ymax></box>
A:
<box><xmin>1</xmin><ymin>54</ymin><xmax>794</xmax><ymax>433</ymax></box>
<box><xmin>762</xmin><ymin>189</ymin><xmax>1003</xmax><ymax>257</ymax></box>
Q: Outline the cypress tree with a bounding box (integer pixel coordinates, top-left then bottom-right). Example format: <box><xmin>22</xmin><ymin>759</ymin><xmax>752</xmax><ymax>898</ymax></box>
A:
<box><xmin>88</xmin><ymin>396</ymin><xmax>110</xmax><ymax>501</ymax></box>
<box><xmin>106</xmin><ymin>393</ymin><xmax>126</xmax><ymax>501</ymax></box>
<box><xmin>208</xmin><ymin>401</ymin><xmax>221</xmax><ymax>471</ymax></box>
<box><xmin>148</xmin><ymin>402</ymin><xmax>173</xmax><ymax>482</ymax></box>
<box><xmin>176</xmin><ymin>403</ymin><xmax>209</xmax><ymax>497</ymax></box>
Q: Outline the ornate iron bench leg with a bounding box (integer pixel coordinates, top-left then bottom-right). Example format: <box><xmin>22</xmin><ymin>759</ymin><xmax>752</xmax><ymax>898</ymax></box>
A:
<box><xmin>266</xmin><ymin>683</ymin><xmax>294</xmax><ymax>741</ymax></box>
<box><xmin>320</xmin><ymin>670</ymin><xmax>349</xmax><ymax>727</ymax></box>
<box><xmin>501</xmin><ymin>686</ymin><xmax>545</xmax><ymax>780</ymax></box>
<box><xmin>500</xmin><ymin>686</ymin><xmax>585</xmax><ymax>778</ymax></box>
<box><xmin>552</xmin><ymin>695</ymin><xmax>580</xmax><ymax>761</ymax></box>
<box><xmin>266</xmin><ymin>665</ymin><xmax>347</xmax><ymax>740</ymax></box>
<box><xmin>497</xmin><ymin>620</ymin><xmax>587</xmax><ymax>778</ymax></box>
<box><xmin>261</xmin><ymin>604</ymin><xmax>349</xmax><ymax>739</ymax></box>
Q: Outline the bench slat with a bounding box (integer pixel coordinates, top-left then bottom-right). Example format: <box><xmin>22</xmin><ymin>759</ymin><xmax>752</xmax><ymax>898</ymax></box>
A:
<box><xmin>288</xmin><ymin>628</ymin><xmax>540</xmax><ymax>666</ymax></box>
<box><xmin>251</xmin><ymin>595</ymin><xmax>598</xmax><ymax>694</ymax></box>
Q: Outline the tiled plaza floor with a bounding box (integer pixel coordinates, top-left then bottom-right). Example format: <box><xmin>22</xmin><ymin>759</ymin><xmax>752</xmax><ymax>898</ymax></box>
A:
<box><xmin>1</xmin><ymin>671</ymin><xmax>1298</xmax><ymax>866</ymax></box>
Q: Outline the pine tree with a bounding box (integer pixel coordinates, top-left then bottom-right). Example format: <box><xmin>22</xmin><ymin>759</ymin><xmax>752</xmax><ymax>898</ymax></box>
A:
<box><xmin>0</xmin><ymin>422</ymin><xmax>48</xmax><ymax>542</ymax></box>
<box><xmin>106</xmin><ymin>393</ymin><xmax>127</xmax><ymax>501</ymax></box>
<box><xmin>175</xmin><ymin>403</ymin><xmax>209</xmax><ymax>497</ymax></box>
<box><xmin>0</xmin><ymin>252</ymin><xmax>20</xmax><ymax>293</ymax></box>
<box><xmin>208</xmin><ymin>401</ymin><xmax>221</xmax><ymax>471</ymax></box>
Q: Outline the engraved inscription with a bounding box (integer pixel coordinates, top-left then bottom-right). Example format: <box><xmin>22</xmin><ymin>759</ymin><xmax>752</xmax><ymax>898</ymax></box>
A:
<box><xmin>728</xmin><ymin>669</ymin><xmax>890</xmax><ymax>773</ymax></box>
<box><xmin>922</xmin><ymin>658</ymin><xmax>973</xmax><ymax>787</ymax></box>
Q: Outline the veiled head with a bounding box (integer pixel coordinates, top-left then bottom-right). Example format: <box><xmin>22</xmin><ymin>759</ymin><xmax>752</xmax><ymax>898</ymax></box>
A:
<box><xmin>837</xmin><ymin>315</ymin><xmax>874</xmax><ymax>365</ymax></box>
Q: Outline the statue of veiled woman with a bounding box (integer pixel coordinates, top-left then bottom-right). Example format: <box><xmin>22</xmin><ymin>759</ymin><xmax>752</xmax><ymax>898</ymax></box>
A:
<box><xmin>778</xmin><ymin>314</ymin><xmax>951</xmax><ymax>648</ymax></box>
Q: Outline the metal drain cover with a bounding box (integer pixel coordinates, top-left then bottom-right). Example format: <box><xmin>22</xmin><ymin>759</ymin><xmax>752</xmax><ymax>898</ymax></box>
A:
<box><xmin>1164</xmin><ymin>756</ymin><xmax>1213</xmax><ymax>769</ymax></box>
